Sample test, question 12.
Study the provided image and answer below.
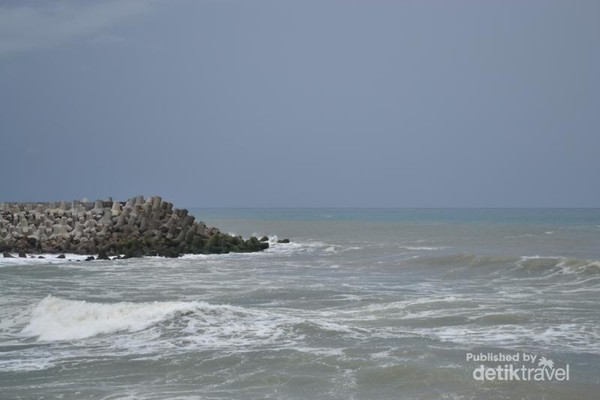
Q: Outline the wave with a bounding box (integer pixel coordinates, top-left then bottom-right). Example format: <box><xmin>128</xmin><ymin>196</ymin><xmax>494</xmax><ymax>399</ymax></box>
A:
<box><xmin>0</xmin><ymin>254</ymin><xmax>92</xmax><ymax>267</ymax></box>
<box><xmin>402</xmin><ymin>246</ymin><xmax>449</xmax><ymax>251</ymax></box>
<box><xmin>20</xmin><ymin>296</ymin><xmax>319</xmax><ymax>347</ymax></box>
<box><xmin>410</xmin><ymin>253</ymin><xmax>600</xmax><ymax>275</ymax></box>
<box><xmin>0</xmin><ymin>239</ymin><xmax>328</xmax><ymax>268</ymax></box>
<box><xmin>468</xmin><ymin>313</ymin><xmax>530</xmax><ymax>325</ymax></box>
<box><xmin>19</xmin><ymin>295</ymin><xmax>382</xmax><ymax>350</ymax></box>
<box><xmin>515</xmin><ymin>256</ymin><xmax>600</xmax><ymax>275</ymax></box>
<box><xmin>423</xmin><ymin>323</ymin><xmax>600</xmax><ymax>354</ymax></box>
<box><xmin>21</xmin><ymin>296</ymin><xmax>207</xmax><ymax>341</ymax></box>
<box><xmin>410</xmin><ymin>253</ymin><xmax>516</xmax><ymax>267</ymax></box>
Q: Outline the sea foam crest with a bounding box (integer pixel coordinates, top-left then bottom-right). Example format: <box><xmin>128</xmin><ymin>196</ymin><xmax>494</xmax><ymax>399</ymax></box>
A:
<box><xmin>20</xmin><ymin>296</ymin><xmax>306</xmax><ymax>347</ymax></box>
<box><xmin>21</xmin><ymin>296</ymin><xmax>203</xmax><ymax>341</ymax></box>
<box><xmin>412</xmin><ymin>253</ymin><xmax>600</xmax><ymax>275</ymax></box>
<box><xmin>515</xmin><ymin>256</ymin><xmax>600</xmax><ymax>275</ymax></box>
<box><xmin>0</xmin><ymin>254</ymin><xmax>91</xmax><ymax>267</ymax></box>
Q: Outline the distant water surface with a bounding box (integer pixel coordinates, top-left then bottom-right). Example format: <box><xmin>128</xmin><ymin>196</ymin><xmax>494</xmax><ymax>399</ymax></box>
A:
<box><xmin>1</xmin><ymin>209</ymin><xmax>599</xmax><ymax>399</ymax></box>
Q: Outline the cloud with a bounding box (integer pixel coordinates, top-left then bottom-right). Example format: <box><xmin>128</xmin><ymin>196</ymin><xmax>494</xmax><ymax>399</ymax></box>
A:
<box><xmin>0</xmin><ymin>0</ymin><xmax>153</xmax><ymax>55</ymax></box>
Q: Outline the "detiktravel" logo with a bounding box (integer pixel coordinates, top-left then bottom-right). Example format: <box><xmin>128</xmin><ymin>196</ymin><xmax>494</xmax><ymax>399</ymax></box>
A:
<box><xmin>466</xmin><ymin>352</ymin><xmax>570</xmax><ymax>382</ymax></box>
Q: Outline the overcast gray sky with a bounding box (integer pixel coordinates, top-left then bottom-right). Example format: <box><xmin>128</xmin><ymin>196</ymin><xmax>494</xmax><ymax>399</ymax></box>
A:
<box><xmin>1</xmin><ymin>0</ymin><xmax>598</xmax><ymax>207</ymax></box>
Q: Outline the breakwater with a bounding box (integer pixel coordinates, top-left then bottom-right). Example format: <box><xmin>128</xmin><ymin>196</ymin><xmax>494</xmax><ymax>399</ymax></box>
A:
<box><xmin>0</xmin><ymin>196</ymin><xmax>270</xmax><ymax>258</ymax></box>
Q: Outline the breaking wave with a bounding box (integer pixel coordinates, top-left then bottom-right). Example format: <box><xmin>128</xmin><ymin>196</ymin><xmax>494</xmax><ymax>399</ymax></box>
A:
<box><xmin>410</xmin><ymin>253</ymin><xmax>600</xmax><ymax>275</ymax></box>
<box><xmin>22</xmin><ymin>296</ymin><xmax>207</xmax><ymax>341</ymax></box>
<box><xmin>19</xmin><ymin>296</ymin><xmax>361</xmax><ymax>347</ymax></box>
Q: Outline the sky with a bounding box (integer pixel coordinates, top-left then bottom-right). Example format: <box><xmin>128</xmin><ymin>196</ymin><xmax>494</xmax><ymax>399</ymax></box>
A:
<box><xmin>0</xmin><ymin>0</ymin><xmax>598</xmax><ymax>208</ymax></box>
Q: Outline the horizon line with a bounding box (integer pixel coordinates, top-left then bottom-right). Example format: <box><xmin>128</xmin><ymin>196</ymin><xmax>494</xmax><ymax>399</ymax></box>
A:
<box><xmin>183</xmin><ymin>206</ymin><xmax>600</xmax><ymax>210</ymax></box>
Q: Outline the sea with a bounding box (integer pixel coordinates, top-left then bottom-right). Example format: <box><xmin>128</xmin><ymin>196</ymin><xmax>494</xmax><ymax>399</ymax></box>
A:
<box><xmin>1</xmin><ymin>208</ymin><xmax>599</xmax><ymax>399</ymax></box>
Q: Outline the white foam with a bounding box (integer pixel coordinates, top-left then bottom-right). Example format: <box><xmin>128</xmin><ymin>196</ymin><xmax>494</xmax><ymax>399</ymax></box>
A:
<box><xmin>515</xmin><ymin>256</ymin><xmax>600</xmax><ymax>276</ymax></box>
<box><xmin>20</xmin><ymin>296</ymin><xmax>305</xmax><ymax>348</ymax></box>
<box><xmin>0</xmin><ymin>253</ymin><xmax>91</xmax><ymax>267</ymax></box>
<box><xmin>263</xmin><ymin>239</ymin><xmax>332</xmax><ymax>255</ymax></box>
<box><xmin>323</xmin><ymin>246</ymin><xmax>338</xmax><ymax>254</ymax></box>
<box><xmin>0</xmin><ymin>357</ymin><xmax>55</xmax><ymax>372</ymax></box>
<box><xmin>21</xmin><ymin>296</ymin><xmax>202</xmax><ymax>341</ymax></box>
<box><xmin>423</xmin><ymin>323</ymin><xmax>600</xmax><ymax>354</ymax></box>
<box><xmin>403</xmin><ymin>246</ymin><xmax>448</xmax><ymax>251</ymax></box>
<box><xmin>0</xmin><ymin>238</ymin><xmax>338</xmax><ymax>267</ymax></box>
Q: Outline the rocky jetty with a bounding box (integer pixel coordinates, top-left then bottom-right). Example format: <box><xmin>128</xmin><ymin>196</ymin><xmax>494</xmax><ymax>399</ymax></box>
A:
<box><xmin>0</xmin><ymin>196</ymin><xmax>269</xmax><ymax>258</ymax></box>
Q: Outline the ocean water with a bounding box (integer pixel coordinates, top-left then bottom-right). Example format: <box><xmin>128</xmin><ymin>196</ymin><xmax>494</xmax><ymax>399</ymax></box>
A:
<box><xmin>1</xmin><ymin>208</ymin><xmax>599</xmax><ymax>399</ymax></box>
